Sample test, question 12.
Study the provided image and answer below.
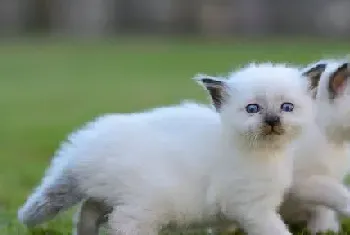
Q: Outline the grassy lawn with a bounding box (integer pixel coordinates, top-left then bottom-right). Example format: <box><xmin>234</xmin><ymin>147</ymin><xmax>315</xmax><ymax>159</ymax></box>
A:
<box><xmin>1</xmin><ymin>37</ymin><xmax>350</xmax><ymax>234</ymax></box>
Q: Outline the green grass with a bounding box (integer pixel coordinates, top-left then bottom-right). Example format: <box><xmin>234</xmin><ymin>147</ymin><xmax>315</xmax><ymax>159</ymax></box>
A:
<box><xmin>1</xmin><ymin>37</ymin><xmax>350</xmax><ymax>234</ymax></box>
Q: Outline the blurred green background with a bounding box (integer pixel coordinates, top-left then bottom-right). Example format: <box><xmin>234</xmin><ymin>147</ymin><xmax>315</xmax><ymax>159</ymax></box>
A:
<box><xmin>2</xmin><ymin>0</ymin><xmax>350</xmax><ymax>234</ymax></box>
<box><xmin>1</xmin><ymin>37</ymin><xmax>350</xmax><ymax>234</ymax></box>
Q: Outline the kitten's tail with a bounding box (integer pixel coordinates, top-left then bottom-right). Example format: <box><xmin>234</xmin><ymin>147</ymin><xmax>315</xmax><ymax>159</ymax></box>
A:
<box><xmin>18</xmin><ymin>115</ymin><xmax>114</xmax><ymax>227</ymax></box>
<box><xmin>17</xmin><ymin>133</ymin><xmax>88</xmax><ymax>227</ymax></box>
<box><xmin>17</xmin><ymin>164</ymin><xmax>84</xmax><ymax>227</ymax></box>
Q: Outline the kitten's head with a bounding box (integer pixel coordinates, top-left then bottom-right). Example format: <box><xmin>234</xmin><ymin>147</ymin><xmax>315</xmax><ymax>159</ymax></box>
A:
<box><xmin>195</xmin><ymin>63</ymin><xmax>314</xmax><ymax>151</ymax></box>
<box><xmin>303</xmin><ymin>59</ymin><xmax>350</xmax><ymax>142</ymax></box>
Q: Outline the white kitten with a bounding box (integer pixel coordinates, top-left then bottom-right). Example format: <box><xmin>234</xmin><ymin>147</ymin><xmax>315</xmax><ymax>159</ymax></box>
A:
<box><xmin>280</xmin><ymin>60</ymin><xmax>350</xmax><ymax>234</ymax></box>
<box><xmin>18</xmin><ymin>63</ymin><xmax>313</xmax><ymax>235</ymax></box>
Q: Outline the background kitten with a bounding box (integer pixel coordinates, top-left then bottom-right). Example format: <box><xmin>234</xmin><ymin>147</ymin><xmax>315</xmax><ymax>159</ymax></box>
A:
<box><xmin>280</xmin><ymin>60</ymin><xmax>350</xmax><ymax>234</ymax></box>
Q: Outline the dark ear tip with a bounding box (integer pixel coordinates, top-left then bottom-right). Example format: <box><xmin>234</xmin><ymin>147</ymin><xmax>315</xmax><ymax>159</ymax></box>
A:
<box><xmin>339</xmin><ymin>62</ymin><xmax>350</xmax><ymax>71</ymax></box>
<box><xmin>315</xmin><ymin>63</ymin><xmax>327</xmax><ymax>70</ymax></box>
<box><xmin>332</xmin><ymin>62</ymin><xmax>350</xmax><ymax>77</ymax></box>
<box><xmin>201</xmin><ymin>78</ymin><xmax>213</xmax><ymax>83</ymax></box>
<box><xmin>302</xmin><ymin>63</ymin><xmax>327</xmax><ymax>77</ymax></box>
<box><xmin>193</xmin><ymin>74</ymin><xmax>224</xmax><ymax>87</ymax></box>
<box><xmin>201</xmin><ymin>78</ymin><xmax>221</xmax><ymax>85</ymax></box>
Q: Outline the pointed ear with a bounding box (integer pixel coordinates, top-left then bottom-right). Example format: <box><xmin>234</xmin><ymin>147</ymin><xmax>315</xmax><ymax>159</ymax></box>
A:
<box><xmin>328</xmin><ymin>62</ymin><xmax>350</xmax><ymax>99</ymax></box>
<box><xmin>194</xmin><ymin>74</ymin><xmax>227</xmax><ymax>111</ymax></box>
<box><xmin>302</xmin><ymin>63</ymin><xmax>326</xmax><ymax>92</ymax></box>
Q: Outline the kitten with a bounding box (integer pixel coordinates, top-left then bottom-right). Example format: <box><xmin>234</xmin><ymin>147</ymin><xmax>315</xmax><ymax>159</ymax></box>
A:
<box><xmin>280</xmin><ymin>59</ymin><xmax>350</xmax><ymax>234</ymax></box>
<box><xmin>18</xmin><ymin>63</ymin><xmax>313</xmax><ymax>235</ymax></box>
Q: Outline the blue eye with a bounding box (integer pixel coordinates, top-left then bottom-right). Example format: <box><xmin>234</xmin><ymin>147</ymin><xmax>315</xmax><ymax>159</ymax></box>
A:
<box><xmin>246</xmin><ymin>104</ymin><xmax>260</xmax><ymax>113</ymax></box>
<box><xmin>281</xmin><ymin>102</ymin><xmax>294</xmax><ymax>112</ymax></box>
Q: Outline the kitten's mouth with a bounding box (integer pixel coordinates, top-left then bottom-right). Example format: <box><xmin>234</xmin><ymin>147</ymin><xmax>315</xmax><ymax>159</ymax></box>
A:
<box><xmin>261</xmin><ymin>125</ymin><xmax>284</xmax><ymax>136</ymax></box>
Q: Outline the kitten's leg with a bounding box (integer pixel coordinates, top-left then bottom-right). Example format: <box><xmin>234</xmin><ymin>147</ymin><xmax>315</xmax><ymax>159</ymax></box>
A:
<box><xmin>230</xmin><ymin>210</ymin><xmax>292</xmax><ymax>235</ymax></box>
<box><xmin>73</xmin><ymin>198</ymin><xmax>112</xmax><ymax>235</ymax></box>
<box><xmin>108</xmin><ymin>205</ymin><xmax>160</xmax><ymax>235</ymax></box>
<box><xmin>307</xmin><ymin>206</ymin><xmax>340</xmax><ymax>235</ymax></box>
<box><xmin>291</xmin><ymin>175</ymin><xmax>350</xmax><ymax>216</ymax></box>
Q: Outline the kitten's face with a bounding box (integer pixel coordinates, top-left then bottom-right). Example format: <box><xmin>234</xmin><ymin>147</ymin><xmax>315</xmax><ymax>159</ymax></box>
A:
<box><xmin>196</xmin><ymin>63</ymin><xmax>313</xmax><ymax>150</ymax></box>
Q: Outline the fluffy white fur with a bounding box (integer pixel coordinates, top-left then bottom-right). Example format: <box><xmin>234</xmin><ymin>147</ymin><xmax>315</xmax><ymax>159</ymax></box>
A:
<box><xmin>280</xmin><ymin>59</ymin><xmax>350</xmax><ymax>234</ymax></box>
<box><xmin>18</xmin><ymin>63</ymin><xmax>314</xmax><ymax>235</ymax></box>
